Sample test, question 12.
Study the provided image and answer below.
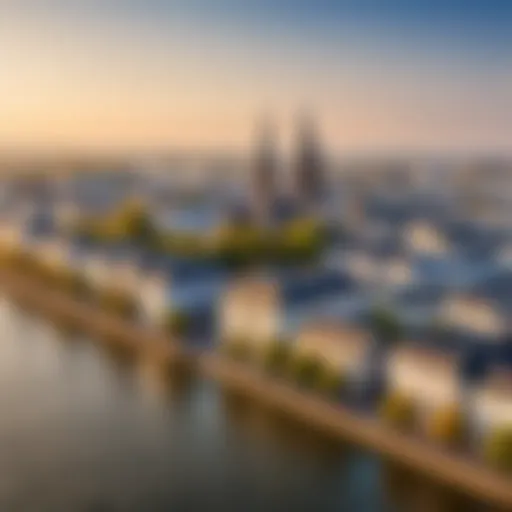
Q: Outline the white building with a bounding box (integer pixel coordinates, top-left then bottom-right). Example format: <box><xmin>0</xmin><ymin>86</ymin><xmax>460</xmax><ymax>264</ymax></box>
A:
<box><xmin>379</xmin><ymin>257</ymin><xmax>415</xmax><ymax>289</ymax></box>
<box><xmin>472</xmin><ymin>369</ymin><xmax>512</xmax><ymax>439</ymax></box>
<box><xmin>386</xmin><ymin>345</ymin><xmax>461</xmax><ymax>427</ymax></box>
<box><xmin>296</xmin><ymin>322</ymin><xmax>371</xmax><ymax>386</ymax></box>
<box><xmin>218</xmin><ymin>269</ymin><xmax>356</xmax><ymax>351</ymax></box>
<box><xmin>404</xmin><ymin>220</ymin><xmax>450</xmax><ymax>256</ymax></box>
<box><xmin>439</xmin><ymin>294</ymin><xmax>507</xmax><ymax>339</ymax></box>
<box><xmin>137</xmin><ymin>272</ymin><xmax>169</xmax><ymax>326</ymax></box>
<box><xmin>218</xmin><ymin>276</ymin><xmax>279</xmax><ymax>349</ymax></box>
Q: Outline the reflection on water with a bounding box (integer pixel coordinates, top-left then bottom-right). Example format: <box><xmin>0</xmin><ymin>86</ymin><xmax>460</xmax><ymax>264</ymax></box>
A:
<box><xmin>0</xmin><ymin>298</ymin><xmax>492</xmax><ymax>511</ymax></box>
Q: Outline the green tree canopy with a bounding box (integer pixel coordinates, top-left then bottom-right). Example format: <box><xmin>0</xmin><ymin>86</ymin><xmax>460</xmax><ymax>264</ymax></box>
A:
<box><xmin>263</xmin><ymin>339</ymin><xmax>293</xmax><ymax>376</ymax></box>
<box><xmin>485</xmin><ymin>427</ymin><xmax>512</xmax><ymax>473</ymax></box>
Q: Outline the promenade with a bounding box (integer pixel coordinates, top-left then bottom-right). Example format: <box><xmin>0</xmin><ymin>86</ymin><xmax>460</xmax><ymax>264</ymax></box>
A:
<box><xmin>1</xmin><ymin>270</ymin><xmax>511</xmax><ymax>510</ymax></box>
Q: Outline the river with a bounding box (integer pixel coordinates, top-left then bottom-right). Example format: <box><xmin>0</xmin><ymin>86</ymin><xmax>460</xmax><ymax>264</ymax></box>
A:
<box><xmin>0</xmin><ymin>298</ymin><xmax>487</xmax><ymax>511</ymax></box>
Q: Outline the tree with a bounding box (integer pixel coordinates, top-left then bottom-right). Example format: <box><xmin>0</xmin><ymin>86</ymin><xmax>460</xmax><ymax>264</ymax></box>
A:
<box><xmin>365</xmin><ymin>307</ymin><xmax>403</xmax><ymax>403</ymax></box>
<box><xmin>263</xmin><ymin>339</ymin><xmax>293</xmax><ymax>376</ymax></box>
<box><xmin>165</xmin><ymin>310</ymin><xmax>190</xmax><ymax>338</ymax></box>
<box><xmin>114</xmin><ymin>199</ymin><xmax>154</xmax><ymax>242</ymax></box>
<box><xmin>380</xmin><ymin>392</ymin><xmax>415</xmax><ymax>431</ymax></box>
<box><xmin>277</xmin><ymin>217</ymin><xmax>326</xmax><ymax>264</ymax></box>
<box><xmin>426</xmin><ymin>405</ymin><xmax>465</xmax><ymax>447</ymax></box>
<box><xmin>485</xmin><ymin>427</ymin><xmax>512</xmax><ymax>474</ymax></box>
<box><xmin>215</xmin><ymin>222</ymin><xmax>264</xmax><ymax>268</ymax></box>
<box><xmin>316</xmin><ymin>367</ymin><xmax>344</xmax><ymax>399</ymax></box>
<box><xmin>289</xmin><ymin>354</ymin><xmax>325</xmax><ymax>390</ymax></box>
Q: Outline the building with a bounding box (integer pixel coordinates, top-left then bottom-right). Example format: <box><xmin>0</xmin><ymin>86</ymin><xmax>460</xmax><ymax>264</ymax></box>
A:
<box><xmin>386</xmin><ymin>344</ymin><xmax>461</xmax><ymax>429</ymax></box>
<box><xmin>404</xmin><ymin>220</ymin><xmax>450</xmax><ymax>257</ymax></box>
<box><xmin>438</xmin><ymin>293</ymin><xmax>507</xmax><ymax>341</ymax></box>
<box><xmin>380</xmin><ymin>257</ymin><xmax>415</xmax><ymax>289</ymax></box>
<box><xmin>468</xmin><ymin>363</ymin><xmax>512</xmax><ymax>447</ymax></box>
<box><xmin>296</xmin><ymin>322</ymin><xmax>372</xmax><ymax>389</ymax></box>
<box><xmin>472</xmin><ymin>368</ymin><xmax>512</xmax><ymax>440</ymax></box>
<box><xmin>137</xmin><ymin>271</ymin><xmax>169</xmax><ymax>326</ymax></box>
<box><xmin>218</xmin><ymin>268</ymin><xmax>355</xmax><ymax>350</ymax></box>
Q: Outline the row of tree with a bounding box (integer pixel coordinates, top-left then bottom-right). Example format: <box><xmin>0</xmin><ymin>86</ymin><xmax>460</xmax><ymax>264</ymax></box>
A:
<box><xmin>223</xmin><ymin>337</ymin><xmax>344</xmax><ymax>400</ymax></box>
<box><xmin>220</xmin><ymin>309</ymin><xmax>512</xmax><ymax>474</ymax></box>
<box><xmin>75</xmin><ymin>200</ymin><xmax>327</xmax><ymax>267</ymax></box>
<box><xmin>380</xmin><ymin>391</ymin><xmax>512</xmax><ymax>472</ymax></box>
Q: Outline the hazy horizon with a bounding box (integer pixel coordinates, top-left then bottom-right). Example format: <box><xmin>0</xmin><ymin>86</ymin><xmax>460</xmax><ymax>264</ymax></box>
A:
<box><xmin>2</xmin><ymin>1</ymin><xmax>512</xmax><ymax>155</ymax></box>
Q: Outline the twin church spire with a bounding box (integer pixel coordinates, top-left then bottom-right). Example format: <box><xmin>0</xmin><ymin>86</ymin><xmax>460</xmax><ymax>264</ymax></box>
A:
<box><xmin>251</xmin><ymin>114</ymin><xmax>324</xmax><ymax>222</ymax></box>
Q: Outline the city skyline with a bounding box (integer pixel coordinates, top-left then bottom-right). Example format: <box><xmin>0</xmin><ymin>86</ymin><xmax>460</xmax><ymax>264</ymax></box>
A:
<box><xmin>1</xmin><ymin>0</ymin><xmax>512</xmax><ymax>154</ymax></box>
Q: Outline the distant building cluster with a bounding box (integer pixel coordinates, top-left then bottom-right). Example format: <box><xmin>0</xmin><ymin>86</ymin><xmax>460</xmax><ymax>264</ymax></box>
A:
<box><xmin>0</xmin><ymin>132</ymin><xmax>511</xmax><ymax>470</ymax></box>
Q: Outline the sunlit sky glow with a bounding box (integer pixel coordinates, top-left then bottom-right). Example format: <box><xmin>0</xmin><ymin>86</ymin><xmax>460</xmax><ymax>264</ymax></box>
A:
<box><xmin>1</xmin><ymin>0</ymin><xmax>512</xmax><ymax>154</ymax></box>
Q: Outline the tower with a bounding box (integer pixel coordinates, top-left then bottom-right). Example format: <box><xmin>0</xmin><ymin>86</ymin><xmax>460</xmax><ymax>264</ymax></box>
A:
<box><xmin>251</xmin><ymin>118</ymin><xmax>278</xmax><ymax>224</ymax></box>
<box><xmin>293</xmin><ymin>113</ymin><xmax>324</xmax><ymax>208</ymax></box>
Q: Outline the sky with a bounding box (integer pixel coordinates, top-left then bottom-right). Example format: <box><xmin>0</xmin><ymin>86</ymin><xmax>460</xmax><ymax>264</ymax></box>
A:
<box><xmin>1</xmin><ymin>0</ymin><xmax>512</xmax><ymax>155</ymax></box>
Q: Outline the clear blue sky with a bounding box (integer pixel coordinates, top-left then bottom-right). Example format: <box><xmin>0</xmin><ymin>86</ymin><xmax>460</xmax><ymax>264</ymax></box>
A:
<box><xmin>1</xmin><ymin>0</ymin><xmax>511</xmax><ymax>153</ymax></box>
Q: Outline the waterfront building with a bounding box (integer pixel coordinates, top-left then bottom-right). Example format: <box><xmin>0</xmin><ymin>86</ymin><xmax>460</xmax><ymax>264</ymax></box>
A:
<box><xmin>218</xmin><ymin>268</ymin><xmax>355</xmax><ymax>350</ymax></box>
<box><xmin>296</xmin><ymin>322</ymin><xmax>372</xmax><ymax>390</ymax></box>
<box><xmin>386</xmin><ymin>344</ymin><xmax>461</xmax><ymax>430</ymax></box>
<box><xmin>138</xmin><ymin>259</ymin><xmax>227</xmax><ymax>335</ymax></box>
<box><xmin>137</xmin><ymin>271</ymin><xmax>169</xmax><ymax>326</ymax></box>
<box><xmin>472</xmin><ymin>368</ymin><xmax>512</xmax><ymax>441</ymax></box>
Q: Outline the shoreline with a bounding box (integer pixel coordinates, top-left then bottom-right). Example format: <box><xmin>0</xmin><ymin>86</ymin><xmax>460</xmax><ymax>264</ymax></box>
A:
<box><xmin>1</xmin><ymin>271</ymin><xmax>511</xmax><ymax>509</ymax></box>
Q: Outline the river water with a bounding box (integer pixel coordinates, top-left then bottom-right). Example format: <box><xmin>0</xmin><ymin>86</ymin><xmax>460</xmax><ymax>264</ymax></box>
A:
<box><xmin>0</xmin><ymin>298</ymin><xmax>487</xmax><ymax>511</ymax></box>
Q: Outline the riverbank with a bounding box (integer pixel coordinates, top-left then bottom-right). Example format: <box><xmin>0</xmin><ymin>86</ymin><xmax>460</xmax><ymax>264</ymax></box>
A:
<box><xmin>0</xmin><ymin>271</ymin><xmax>192</xmax><ymax>368</ymax></box>
<box><xmin>0</xmin><ymin>271</ymin><xmax>510</xmax><ymax>509</ymax></box>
